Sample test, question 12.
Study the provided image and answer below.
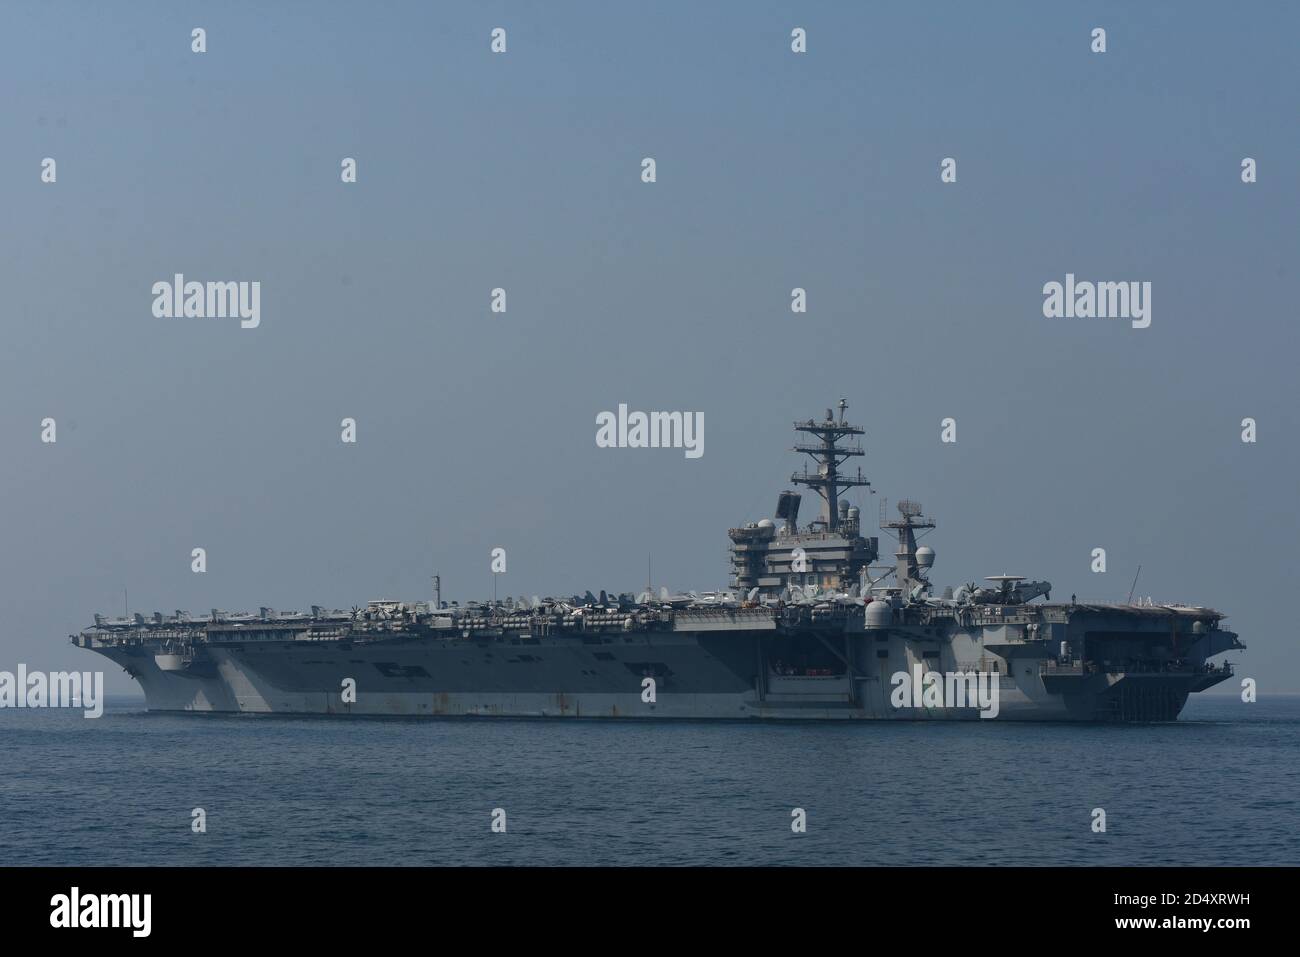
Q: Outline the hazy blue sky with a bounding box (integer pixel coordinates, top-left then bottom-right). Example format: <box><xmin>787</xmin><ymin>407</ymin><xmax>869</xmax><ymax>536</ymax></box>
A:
<box><xmin>3</xmin><ymin>1</ymin><xmax>1297</xmax><ymax>693</ymax></box>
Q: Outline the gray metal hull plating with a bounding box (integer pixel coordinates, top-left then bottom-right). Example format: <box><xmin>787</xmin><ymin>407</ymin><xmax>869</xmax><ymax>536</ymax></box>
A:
<box><xmin>85</xmin><ymin>628</ymin><xmax>1212</xmax><ymax>722</ymax></box>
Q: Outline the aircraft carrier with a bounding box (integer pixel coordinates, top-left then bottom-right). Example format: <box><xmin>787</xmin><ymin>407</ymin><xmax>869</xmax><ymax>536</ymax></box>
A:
<box><xmin>72</xmin><ymin>401</ymin><xmax>1243</xmax><ymax>721</ymax></box>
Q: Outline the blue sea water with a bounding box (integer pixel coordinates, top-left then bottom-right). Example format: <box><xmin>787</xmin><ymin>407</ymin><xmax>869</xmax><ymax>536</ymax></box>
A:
<box><xmin>1</xmin><ymin>694</ymin><xmax>1296</xmax><ymax>866</ymax></box>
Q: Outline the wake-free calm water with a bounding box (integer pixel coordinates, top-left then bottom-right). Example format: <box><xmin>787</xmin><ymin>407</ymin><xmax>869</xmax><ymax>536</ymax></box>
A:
<box><xmin>2</xmin><ymin>695</ymin><xmax>1296</xmax><ymax>866</ymax></box>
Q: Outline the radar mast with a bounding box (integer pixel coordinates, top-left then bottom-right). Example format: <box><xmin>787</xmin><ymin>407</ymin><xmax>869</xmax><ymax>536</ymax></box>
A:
<box><xmin>790</xmin><ymin>398</ymin><xmax>870</xmax><ymax>531</ymax></box>
<box><xmin>882</xmin><ymin>499</ymin><xmax>937</xmax><ymax>595</ymax></box>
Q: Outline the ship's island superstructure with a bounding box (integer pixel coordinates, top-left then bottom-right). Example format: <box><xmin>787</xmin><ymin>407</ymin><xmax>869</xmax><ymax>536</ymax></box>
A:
<box><xmin>74</xmin><ymin>401</ymin><xmax>1243</xmax><ymax>721</ymax></box>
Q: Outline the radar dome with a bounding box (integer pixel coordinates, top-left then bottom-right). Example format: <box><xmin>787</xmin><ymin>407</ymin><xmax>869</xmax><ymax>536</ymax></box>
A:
<box><xmin>757</xmin><ymin>519</ymin><xmax>776</xmax><ymax>529</ymax></box>
<box><xmin>865</xmin><ymin>601</ymin><xmax>891</xmax><ymax>629</ymax></box>
<box><xmin>915</xmin><ymin>546</ymin><xmax>936</xmax><ymax>568</ymax></box>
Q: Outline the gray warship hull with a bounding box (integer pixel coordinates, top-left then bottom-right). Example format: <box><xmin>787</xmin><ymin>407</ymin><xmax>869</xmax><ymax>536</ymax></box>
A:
<box><xmin>76</xmin><ymin>601</ymin><xmax>1239</xmax><ymax>722</ymax></box>
<box><xmin>73</xmin><ymin>401</ymin><xmax>1242</xmax><ymax>722</ymax></box>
